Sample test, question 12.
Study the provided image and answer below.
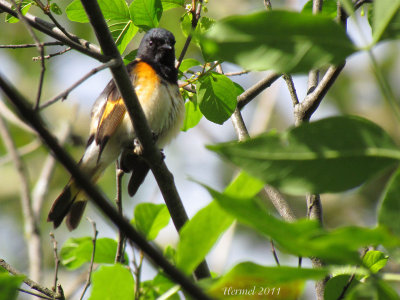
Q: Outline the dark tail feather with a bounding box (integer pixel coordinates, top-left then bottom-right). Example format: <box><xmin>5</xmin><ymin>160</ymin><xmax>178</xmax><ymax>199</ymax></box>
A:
<box><xmin>128</xmin><ymin>163</ymin><xmax>150</xmax><ymax>196</ymax></box>
<box><xmin>120</xmin><ymin>150</ymin><xmax>150</xmax><ymax>197</ymax></box>
<box><xmin>47</xmin><ymin>181</ymin><xmax>78</xmax><ymax>229</ymax></box>
<box><xmin>66</xmin><ymin>200</ymin><xmax>88</xmax><ymax>231</ymax></box>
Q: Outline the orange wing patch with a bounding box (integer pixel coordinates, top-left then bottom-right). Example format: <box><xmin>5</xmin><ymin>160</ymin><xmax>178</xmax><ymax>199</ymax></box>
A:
<box><xmin>96</xmin><ymin>97</ymin><xmax>126</xmax><ymax>153</ymax></box>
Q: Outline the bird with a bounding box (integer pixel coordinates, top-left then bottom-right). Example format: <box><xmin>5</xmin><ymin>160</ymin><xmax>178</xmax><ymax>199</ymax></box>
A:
<box><xmin>47</xmin><ymin>28</ymin><xmax>185</xmax><ymax>231</ymax></box>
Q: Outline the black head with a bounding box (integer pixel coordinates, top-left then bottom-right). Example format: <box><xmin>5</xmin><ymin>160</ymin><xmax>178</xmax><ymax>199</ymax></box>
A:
<box><xmin>137</xmin><ymin>28</ymin><xmax>176</xmax><ymax>70</ymax></box>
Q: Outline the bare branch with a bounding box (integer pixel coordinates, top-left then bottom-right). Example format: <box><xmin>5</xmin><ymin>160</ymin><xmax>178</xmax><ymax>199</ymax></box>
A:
<box><xmin>0</xmin><ymin>259</ymin><xmax>62</xmax><ymax>299</ymax></box>
<box><xmin>0</xmin><ymin>139</ymin><xmax>41</xmax><ymax>166</ymax></box>
<box><xmin>282</xmin><ymin>74</ymin><xmax>299</xmax><ymax>107</ymax></box>
<box><xmin>0</xmin><ymin>0</ymin><xmax>105</xmax><ymax>62</ymax></box>
<box><xmin>49</xmin><ymin>233</ymin><xmax>61</xmax><ymax>292</ymax></box>
<box><xmin>294</xmin><ymin>64</ymin><xmax>345</xmax><ymax>123</ymax></box>
<box><xmin>270</xmin><ymin>240</ymin><xmax>280</xmax><ymax>266</ymax></box>
<box><xmin>9</xmin><ymin>0</ymin><xmax>46</xmax><ymax>109</ymax></box>
<box><xmin>18</xmin><ymin>288</ymin><xmax>53</xmax><ymax>300</ymax></box>
<box><xmin>237</xmin><ymin>72</ymin><xmax>281</xmax><ymax>110</ymax></box>
<box><xmin>0</xmin><ymin>41</ymin><xmax>63</xmax><ymax>48</ymax></box>
<box><xmin>40</xmin><ymin>59</ymin><xmax>118</xmax><ymax>110</ymax></box>
<box><xmin>224</xmin><ymin>70</ymin><xmax>250</xmax><ymax>76</ymax></box>
<box><xmin>0</xmin><ymin>115</ymin><xmax>42</xmax><ymax>282</ymax></box>
<box><xmin>33</xmin><ymin>47</ymin><xmax>72</xmax><ymax>61</ymax></box>
<box><xmin>80</xmin><ymin>218</ymin><xmax>98</xmax><ymax>300</ymax></box>
<box><xmin>176</xmin><ymin>0</ymin><xmax>203</xmax><ymax>69</ymax></box>
<box><xmin>33</xmin><ymin>122</ymin><xmax>72</xmax><ymax>215</ymax></box>
<box><xmin>115</xmin><ymin>166</ymin><xmax>126</xmax><ymax>264</ymax></box>
<box><xmin>0</xmin><ymin>100</ymin><xmax>35</xmax><ymax>133</ymax></box>
<box><xmin>33</xmin><ymin>0</ymin><xmax>76</xmax><ymax>41</ymax></box>
<box><xmin>0</xmin><ymin>74</ymin><xmax>212</xmax><ymax>299</ymax></box>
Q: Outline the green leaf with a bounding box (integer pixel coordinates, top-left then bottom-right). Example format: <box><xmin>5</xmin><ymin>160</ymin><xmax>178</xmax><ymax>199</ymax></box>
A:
<box><xmin>132</xmin><ymin>203</ymin><xmax>170</xmax><ymax>240</ymax></box>
<box><xmin>124</xmin><ymin>49</ymin><xmax>138</xmax><ymax>64</ymax></box>
<box><xmin>50</xmin><ymin>3</ymin><xmax>62</xmax><ymax>15</ymax></box>
<box><xmin>179</xmin><ymin>58</ymin><xmax>201</xmax><ymax>73</ymax></box>
<box><xmin>176</xmin><ymin>172</ymin><xmax>264</xmax><ymax>274</ymax></box>
<box><xmin>371</xmin><ymin>0</ymin><xmax>400</xmax><ymax>43</ymax></box>
<box><xmin>197</xmin><ymin>72</ymin><xmax>238</xmax><ymax>124</ymax></box>
<box><xmin>141</xmin><ymin>272</ymin><xmax>180</xmax><ymax>300</ymax></box>
<box><xmin>89</xmin><ymin>264</ymin><xmax>134</xmax><ymax>300</ymax></box>
<box><xmin>208</xmin><ymin>262</ymin><xmax>328</xmax><ymax>299</ymax></box>
<box><xmin>379</xmin><ymin>167</ymin><xmax>400</xmax><ymax>237</ymax></box>
<box><xmin>0</xmin><ymin>273</ymin><xmax>24</xmax><ymax>300</ymax></box>
<box><xmin>345</xmin><ymin>278</ymin><xmax>400</xmax><ymax>300</ymax></box>
<box><xmin>130</xmin><ymin>0</ymin><xmax>163</xmax><ymax>30</ymax></box>
<box><xmin>162</xmin><ymin>0</ymin><xmax>184</xmax><ymax>10</ymax></box>
<box><xmin>363</xmin><ymin>250</ymin><xmax>388</xmax><ymax>274</ymax></box>
<box><xmin>208</xmin><ymin>116</ymin><xmax>400</xmax><ymax>195</ymax></box>
<box><xmin>201</xmin><ymin>10</ymin><xmax>356</xmax><ymax>73</ymax></box>
<box><xmin>109</xmin><ymin>20</ymin><xmax>138</xmax><ymax>54</ymax></box>
<box><xmin>325</xmin><ymin>275</ymin><xmax>359</xmax><ymax>300</ymax></box>
<box><xmin>201</xmin><ymin>183</ymin><xmax>400</xmax><ymax>264</ymax></box>
<box><xmin>181</xmin><ymin>97</ymin><xmax>203</xmax><ymax>131</ymax></box>
<box><xmin>302</xmin><ymin>0</ymin><xmax>338</xmax><ymax>19</ymax></box>
<box><xmin>66</xmin><ymin>0</ymin><xmax>130</xmax><ymax>23</ymax></box>
<box><xmin>5</xmin><ymin>2</ymin><xmax>31</xmax><ymax>24</ymax></box>
<box><xmin>60</xmin><ymin>237</ymin><xmax>126</xmax><ymax>269</ymax></box>
<box><xmin>177</xmin><ymin>201</ymin><xmax>233</xmax><ymax>274</ymax></box>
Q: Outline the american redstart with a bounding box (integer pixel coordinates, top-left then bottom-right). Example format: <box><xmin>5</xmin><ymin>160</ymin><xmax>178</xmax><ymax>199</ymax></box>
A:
<box><xmin>47</xmin><ymin>28</ymin><xmax>185</xmax><ymax>230</ymax></box>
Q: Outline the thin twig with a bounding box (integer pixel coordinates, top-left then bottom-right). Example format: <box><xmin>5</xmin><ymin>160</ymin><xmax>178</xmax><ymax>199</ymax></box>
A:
<box><xmin>0</xmin><ymin>259</ymin><xmax>62</xmax><ymax>299</ymax></box>
<box><xmin>33</xmin><ymin>0</ymin><xmax>75</xmax><ymax>41</ymax></box>
<box><xmin>294</xmin><ymin>64</ymin><xmax>344</xmax><ymax>123</ymax></box>
<box><xmin>337</xmin><ymin>247</ymin><xmax>370</xmax><ymax>299</ymax></box>
<box><xmin>115</xmin><ymin>166</ymin><xmax>126</xmax><ymax>264</ymax></box>
<box><xmin>0</xmin><ymin>139</ymin><xmax>41</xmax><ymax>166</ymax></box>
<box><xmin>18</xmin><ymin>288</ymin><xmax>53</xmax><ymax>300</ymax></box>
<box><xmin>176</xmin><ymin>0</ymin><xmax>203</xmax><ymax>69</ymax></box>
<box><xmin>0</xmin><ymin>116</ymin><xmax>42</xmax><ymax>282</ymax></box>
<box><xmin>49</xmin><ymin>233</ymin><xmax>61</xmax><ymax>293</ymax></box>
<box><xmin>237</xmin><ymin>73</ymin><xmax>281</xmax><ymax>110</ymax></box>
<box><xmin>283</xmin><ymin>74</ymin><xmax>299</xmax><ymax>106</ymax></box>
<box><xmin>9</xmin><ymin>0</ymin><xmax>46</xmax><ymax>109</ymax></box>
<box><xmin>224</xmin><ymin>70</ymin><xmax>250</xmax><ymax>76</ymax></box>
<box><xmin>33</xmin><ymin>122</ymin><xmax>72</xmax><ymax>215</ymax></box>
<box><xmin>0</xmin><ymin>100</ymin><xmax>35</xmax><ymax>134</ymax></box>
<box><xmin>0</xmin><ymin>0</ymin><xmax>105</xmax><ymax>61</ymax></box>
<box><xmin>80</xmin><ymin>218</ymin><xmax>98</xmax><ymax>300</ymax></box>
<box><xmin>33</xmin><ymin>47</ymin><xmax>72</xmax><ymax>60</ymax></box>
<box><xmin>132</xmin><ymin>247</ymin><xmax>144</xmax><ymax>300</ymax></box>
<box><xmin>270</xmin><ymin>240</ymin><xmax>280</xmax><ymax>266</ymax></box>
<box><xmin>0</xmin><ymin>41</ymin><xmax>63</xmax><ymax>48</ymax></box>
<box><xmin>40</xmin><ymin>59</ymin><xmax>119</xmax><ymax>110</ymax></box>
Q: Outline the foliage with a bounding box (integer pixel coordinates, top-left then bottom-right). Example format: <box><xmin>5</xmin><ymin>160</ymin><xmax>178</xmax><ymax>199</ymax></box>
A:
<box><xmin>1</xmin><ymin>0</ymin><xmax>400</xmax><ymax>300</ymax></box>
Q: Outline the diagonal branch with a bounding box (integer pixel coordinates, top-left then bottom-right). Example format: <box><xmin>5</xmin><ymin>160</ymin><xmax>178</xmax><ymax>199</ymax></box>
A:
<box><xmin>0</xmin><ymin>259</ymin><xmax>62</xmax><ymax>299</ymax></box>
<box><xmin>237</xmin><ymin>72</ymin><xmax>281</xmax><ymax>110</ymax></box>
<box><xmin>40</xmin><ymin>59</ymin><xmax>119</xmax><ymax>110</ymax></box>
<box><xmin>79</xmin><ymin>0</ymin><xmax>210</xmax><ymax>280</ymax></box>
<box><xmin>176</xmin><ymin>0</ymin><xmax>203</xmax><ymax>69</ymax></box>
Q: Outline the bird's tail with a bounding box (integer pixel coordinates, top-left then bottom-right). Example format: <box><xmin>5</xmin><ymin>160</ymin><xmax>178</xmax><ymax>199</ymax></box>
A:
<box><xmin>47</xmin><ymin>180</ymin><xmax>87</xmax><ymax>231</ymax></box>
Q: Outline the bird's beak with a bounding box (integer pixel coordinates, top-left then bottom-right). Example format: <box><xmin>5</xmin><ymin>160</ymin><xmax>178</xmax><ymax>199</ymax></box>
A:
<box><xmin>160</xmin><ymin>44</ymin><xmax>173</xmax><ymax>51</ymax></box>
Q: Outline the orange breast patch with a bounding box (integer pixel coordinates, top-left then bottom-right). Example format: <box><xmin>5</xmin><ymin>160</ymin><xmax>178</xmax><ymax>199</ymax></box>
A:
<box><xmin>132</xmin><ymin>61</ymin><xmax>160</xmax><ymax>104</ymax></box>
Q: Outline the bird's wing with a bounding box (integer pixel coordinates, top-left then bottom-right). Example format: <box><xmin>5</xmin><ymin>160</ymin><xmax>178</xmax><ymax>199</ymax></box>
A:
<box><xmin>95</xmin><ymin>86</ymin><xmax>127</xmax><ymax>157</ymax></box>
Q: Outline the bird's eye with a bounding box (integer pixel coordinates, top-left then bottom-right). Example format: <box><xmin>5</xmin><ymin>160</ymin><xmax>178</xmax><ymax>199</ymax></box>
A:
<box><xmin>149</xmin><ymin>40</ymin><xmax>153</xmax><ymax>46</ymax></box>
